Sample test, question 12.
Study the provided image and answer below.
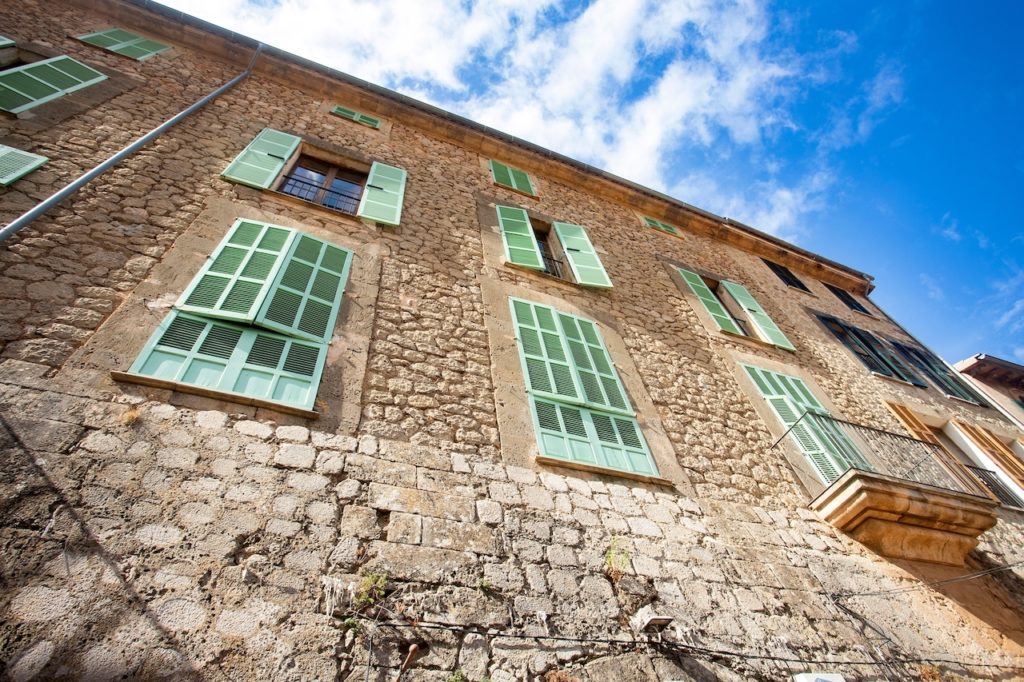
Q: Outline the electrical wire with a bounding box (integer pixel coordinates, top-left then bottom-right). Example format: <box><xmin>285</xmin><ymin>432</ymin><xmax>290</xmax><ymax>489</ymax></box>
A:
<box><xmin>832</xmin><ymin>560</ymin><xmax>1024</xmax><ymax>599</ymax></box>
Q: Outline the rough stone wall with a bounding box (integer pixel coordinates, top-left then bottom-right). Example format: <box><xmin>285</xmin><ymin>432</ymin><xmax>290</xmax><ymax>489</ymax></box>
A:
<box><xmin>1</xmin><ymin>1</ymin><xmax>1023</xmax><ymax>680</ymax></box>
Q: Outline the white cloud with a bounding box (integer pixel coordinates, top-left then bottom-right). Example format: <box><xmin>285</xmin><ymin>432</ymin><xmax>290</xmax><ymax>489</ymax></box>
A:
<box><xmin>919</xmin><ymin>273</ymin><xmax>944</xmax><ymax>301</ymax></box>
<box><xmin>937</xmin><ymin>212</ymin><xmax>962</xmax><ymax>241</ymax></box>
<box><xmin>997</xmin><ymin>298</ymin><xmax>1024</xmax><ymax>331</ymax></box>
<box><xmin>817</xmin><ymin>60</ymin><xmax>904</xmax><ymax>151</ymax></box>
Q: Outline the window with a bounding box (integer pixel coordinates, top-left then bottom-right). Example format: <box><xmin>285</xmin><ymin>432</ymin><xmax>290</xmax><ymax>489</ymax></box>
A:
<box><xmin>0</xmin><ymin>144</ymin><xmax>47</xmax><ymax>185</ymax></box>
<box><xmin>510</xmin><ymin>297</ymin><xmax>659</xmax><ymax>478</ymax></box>
<box><xmin>888</xmin><ymin>341</ymin><xmax>989</xmax><ymax>406</ymax></box>
<box><xmin>817</xmin><ymin>314</ymin><xmax>925</xmax><ymax>386</ymax></box>
<box><xmin>763</xmin><ymin>259</ymin><xmax>810</xmax><ymax>293</ymax></box>
<box><xmin>496</xmin><ymin>205</ymin><xmax>612</xmax><ymax>288</ymax></box>
<box><xmin>825</xmin><ymin>283</ymin><xmax>871</xmax><ymax>315</ymax></box>
<box><xmin>330</xmin><ymin>105</ymin><xmax>380</xmax><ymax>129</ymax></box>
<box><xmin>677</xmin><ymin>267</ymin><xmax>795</xmax><ymax>350</ymax></box>
<box><xmin>122</xmin><ymin>218</ymin><xmax>352</xmax><ymax>413</ymax></box>
<box><xmin>221</xmin><ymin>128</ymin><xmax>408</xmax><ymax>226</ymax></box>
<box><xmin>78</xmin><ymin>28</ymin><xmax>170</xmax><ymax>60</ymax></box>
<box><xmin>643</xmin><ymin>216</ymin><xmax>678</xmax><ymax>235</ymax></box>
<box><xmin>744</xmin><ymin>364</ymin><xmax>871</xmax><ymax>484</ymax></box>
<box><xmin>490</xmin><ymin>159</ymin><xmax>536</xmax><ymax>196</ymax></box>
<box><xmin>948</xmin><ymin>420</ymin><xmax>1024</xmax><ymax>506</ymax></box>
<box><xmin>0</xmin><ymin>55</ymin><xmax>106</xmax><ymax>114</ymax></box>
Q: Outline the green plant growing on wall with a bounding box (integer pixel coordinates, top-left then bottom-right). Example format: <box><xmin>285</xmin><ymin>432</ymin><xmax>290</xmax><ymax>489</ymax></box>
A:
<box><xmin>603</xmin><ymin>537</ymin><xmax>630</xmax><ymax>583</ymax></box>
<box><xmin>444</xmin><ymin>669</ymin><xmax>467</xmax><ymax>682</ymax></box>
<box><xmin>354</xmin><ymin>571</ymin><xmax>388</xmax><ymax>609</ymax></box>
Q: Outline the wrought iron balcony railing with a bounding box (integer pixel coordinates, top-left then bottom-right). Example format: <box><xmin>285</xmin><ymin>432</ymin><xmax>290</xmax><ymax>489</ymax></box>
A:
<box><xmin>964</xmin><ymin>464</ymin><xmax>1024</xmax><ymax>507</ymax></box>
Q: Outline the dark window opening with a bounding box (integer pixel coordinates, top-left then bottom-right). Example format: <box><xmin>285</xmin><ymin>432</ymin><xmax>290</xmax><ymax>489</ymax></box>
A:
<box><xmin>278</xmin><ymin>155</ymin><xmax>365</xmax><ymax>215</ymax></box>
<box><xmin>531</xmin><ymin>220</ymin><xmax>569</xmax><ymax>281</ymax></box>
<box><xmin>888</xmin><ymin>341</ymin><xmax>989</xmax><ymax>406</ymax></box>
<box><xmin>763</xmin><ymin>258</ymin><xmax>810</xmax><ymax>292</ymax></box>
<box><xmin>709</xmin><ymin>278</ymin><xmax>750</xmax><ymax>336</ymax></box>
<box><xmin>825</xmin><ymin>283</ymin><xmax>870</xmax><ymax>315</ymax></box>
<box><xmin>817</xmin><ymin>314</ymin><xmax>926</xmax><ymax>386</ymax></box>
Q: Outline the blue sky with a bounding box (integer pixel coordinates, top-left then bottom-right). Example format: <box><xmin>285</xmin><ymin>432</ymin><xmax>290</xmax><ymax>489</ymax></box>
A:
<box><xmin>162</xmin><ymin>0</ymin><xmax>1024</xmax><ymax>364</ymax></box>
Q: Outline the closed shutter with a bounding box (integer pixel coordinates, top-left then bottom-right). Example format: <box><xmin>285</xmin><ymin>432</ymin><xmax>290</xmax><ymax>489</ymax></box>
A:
<box><xmin>221</xmin><ymin>128</ymin><xmax>301</xmax><ymax>189</ymax></box>
<box><xmin>79</xmin><ymin>28</ymin><xmax>170</xmax><ymax>60</ymax></box>
<box><xmin>643</xmin><ymin>217</ymin><xmax>678</xmax><ymax>235</ymax></box>
<box><xmin>330</xmin><ymin>105</ymin><xmax>381</xmax><ymax>129</ymax></box>
<box><xmin>720</xmin><ymin>281</ymin><xmax>795</xmax><ymax>350</ymax></box>
<box><xmin>557</xmin><ymin>312</ymin><xmax>631</xmax><ymax>415</ymax></box>
<box><xmin>0</xmin><ymin>55</ymin><xmax>107</xmax><ymax>114</ymax></box>
<box><xmin>0</xmin><ymin>144</ymin><xmax>47</xmax><ymax>185</ymax></box>
<box><xmin>955</xmin><ymin>421</ymin><xmax>1024</xmax><ymax>490</ymax></box>
<box><xmin>553</xmin><ymin>222</ymin><xmax>612</xmax><ymax>288</ymax></box>
<box><xmin>356</xmin><ymin>161</ymin><xmax>407</xmax><ymax>226</ymax></box>
<box><xmin>818</xmin><ymin>315</ymin><xmax>923</xmax><ymax>384</ymax></box>
<box><xmin>890</xmin><ymin>342</ymin><xmax>987</xmax><ymax>405</ymax></box>
<box><xmin>496</xmin><ymin>205</ymin><xmax>544</xmax><ymax>270</ymax></box>
<box><xmin>863</xmin><ymin>332</ymin><xmax>927</xmax><ymax>386</ymax></box>
<box><xmin>676</xmin><ymin>267</ymin><xmax>743</xmax><ymax>335</ymax></box>
<box><xmin>490</xmin><ymin>160</ymin><xmax>535</xmax><ymax>196</ymax></box>
<box><xmin>510</xmin><ymin>298</ymin><xmax>580</xmax><ymax>403</ymax></box>
<box><xmin>255</xmin><ymin>233</ymin><xmax>352</xmax><ymax>342</ymax></box>
<box><xmin>128</xmin><ymin>311</ymin><xmax>326</xmax><ymax>410</ymax></box>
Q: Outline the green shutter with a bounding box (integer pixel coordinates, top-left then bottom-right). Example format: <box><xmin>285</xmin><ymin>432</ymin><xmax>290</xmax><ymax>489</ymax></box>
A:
<box><xmin>356</xmin><ymin>161</ymin><xmax>407</xmax><ymax>226</ymax></box>
<box><xmin>720</xmin><ymin>281</ymin><xmax>795</xmax><ymax>350</ymax></box>
<box><xmin>0</xmin><ymin>55</ymin><xmax>107</xmax><ymax>114</ymax></box>
<box><xmin>177</xmin><ymin>219</ymin><xmax>295</xmax><ymax>322</ymax></box>
<box><xmin>128</xmin><ymin>311</ymin><xmax>326</xmax><ymax>410</ymax></box>
<box><xmin>676</xmin><ymin>267</ymin><xmax>743</xmax><ymax>335</ymax></box>
<box><xmin>643</xmin><ymin>216</ymin><xmax>678</xmax><ymax>235</ymax></box>
<box><xmin>79</xmin><ymin>28</ymin><xmax>170</xmax><ymax>60</ymax></box>
<box><xmin>221</xmin><ymin>128</ymin><xmax>301</xmax><ymax>189</ymax></box>
<box><xmin>0</xmin><ymin>36</ymin><xmax>14</xmax><ymax>49</ymax></box>
<box><xmin>255</xmin><ymin>233</ymin><xmax>353</xmax><ymax>342</ymax></box>
<box><xmin>496</xmin><ymin>205</ymin><xmax>544</xmax><ymax>270</ymax></box>
<box><xmin>490</xmin><ymin>160</ymin><xmax>535</xmax><ymax>196</ymax></box>
<box><xmin>330</xmin><ymin>105</ymin><xmax>381</xmax><ymax>129</ymax></box>
<box><xmin>530</xmin><ymin>397</ymin><xmax>657</xmax><ymax>476</ymax></box>
<box><xmin>553</xmin><ymin>222</ymin><xmax>612</xmax><ymax>288</ymax></box>
<box><xmin>510</xmin><ymin>298</ymin><xmax>580</xmax><ymax>404</ymax></box>
<box><xmin>890</xmin><ymin>342</ymin><xmax>987</xmax><ymax>405</ymax></box>
<box><xmin>557</xmin><ymin>312</ymin><xmax>631</xmax><ymax>415</ymax></box>
<box><xmin>0</xmin><ymin>144</ymin><xmax>48</xmax><ymax>185</ymax></box>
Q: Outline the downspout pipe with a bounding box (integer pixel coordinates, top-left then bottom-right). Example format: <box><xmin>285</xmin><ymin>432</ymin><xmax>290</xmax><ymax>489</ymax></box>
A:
<box><xmin>0</xmin><ymin>44</ymin><xmax>264</xmax><ymax>244</ymax></box>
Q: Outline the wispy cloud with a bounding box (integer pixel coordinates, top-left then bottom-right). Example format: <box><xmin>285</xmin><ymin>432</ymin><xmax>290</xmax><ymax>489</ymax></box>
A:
<box><xmin>817</xmin><ymin>60</ymin><xmax>905</xmax><ymax>151</ymax></box>
<box><xmin>919</xmin><ymin>273</ymin><xmax>945</xmax><ymax>301</ymax></box>
<box><xmin>937</xmin><ymin>211</ymin><xmax>962</xmax><ymax>241</ymax></box>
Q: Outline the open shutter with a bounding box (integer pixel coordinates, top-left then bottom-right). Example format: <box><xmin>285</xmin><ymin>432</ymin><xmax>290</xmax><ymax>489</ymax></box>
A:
<box><xmin>954</xmin><ymin>421</ymin><xmax>1024</xmax><ymax>490</ymax></box>
<box><xmin>177</xmin><ymin>219</ymin><xmax>294</xmax><ymax>322</ymax></box>
<box><xmin>356</xmin><ymin>161</ymin><xmax>407</xmax><ymax>226</ymax></box>
<box><xmin>0</xmin><ymin>56</ymin><xmax>107</xmax><ymax>114</ymax></box>
<box><xmin>0</xmin><ymin>36</ymin><xmax>14</xmax><ymax>49</ymax></box>
<box><xmin>862</xmin><ymin>332</ymin><xmax>927</xmax><ymax>386</ymax></box>
<box><xmin>720</xmin><ymin>281</ymin><xmax>795</xmax><ymax>350</ymax></box>
<box><xmin>0</xmin><ymin>144</ymin><xmax>47</xmax><ymax>185</ymax></box>
<box><xmin>330</xmin><ymin>105</ymin><xmax>381</xmax><ymax>129</ymax></box>
<box><xmin>890</xmin><ymin>342</ymin><xmax>987</xmax><ymax>404</ymax></box>
<box><xmin>676</xmin><ymin>267</ymin><xmax>743</xmax><ymax>335</ymax></box>
<box><xmin>510</xmin><ymin>299</ymin><xmax>580</xmax><ymax>404</ymax></box>
<box><xmin>79</xmin><ymin>28</ymin><xmax>170</xmax><ymax>60</ymax></box>
<box><xmin>496</xmin><ymin>205</ymin><xmax>544</xmax><ymax>270</ymax></box>
<box><xmin>557</xmin><ymin>312</ymin><xmax>632</xmax><ymax>415</ymax></box>
<box><xmin>490</xmin><ymin>160</ymin><xmax>535</xmax><ymax>196</ymax></box>
<box><xmin>553</xmin><ymin>222</ymin><xmax>612</xmax><ymax>288</ymax></box>
<box><xmin>255</xmin><ymin>233</ymin><xmax>352</xmax><ymax>342</ymax></box>
<box><xmin>222</xmin><ymin>128</ymin><xmax>300</xmax><ymax>189</ymax></box>
<box><xmin>643</xmin><ymin>217</ymin><xmax>678</xmax><ymax>235</ymax></box>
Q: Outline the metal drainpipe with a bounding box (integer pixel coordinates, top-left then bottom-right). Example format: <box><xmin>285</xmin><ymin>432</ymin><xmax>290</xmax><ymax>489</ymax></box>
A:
<box><xmin>0</xmin><ymin>44</ymin><xmax>264</xmax><ymax>244</ymax></box>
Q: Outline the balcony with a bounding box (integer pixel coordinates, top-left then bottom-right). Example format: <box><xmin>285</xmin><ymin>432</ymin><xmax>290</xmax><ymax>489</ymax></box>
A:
<box><xmin>781</xmin><ymin>413</ymin><xmax>999</xmax><ymax>566</ymax></box>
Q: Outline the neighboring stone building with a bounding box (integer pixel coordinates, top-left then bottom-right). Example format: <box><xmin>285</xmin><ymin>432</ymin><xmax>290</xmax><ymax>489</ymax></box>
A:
<box><xmin>2</xmin><ymin>0</ymin><xmax>1023</xmax><ymax>679</ymax></box>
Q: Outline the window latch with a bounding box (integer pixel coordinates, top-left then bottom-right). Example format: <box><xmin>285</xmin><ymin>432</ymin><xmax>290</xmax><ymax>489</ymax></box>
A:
<box><xmin>367</xmin><ymin>184</ymin><xmax>385</xmax><ymax>190</ymax></box>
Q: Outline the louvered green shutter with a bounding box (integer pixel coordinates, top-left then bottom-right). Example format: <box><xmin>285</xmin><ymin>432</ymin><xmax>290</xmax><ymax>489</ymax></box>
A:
<box><xmin>676</xmin><ymin>267</ymin><xmax>743</xmax><ymax>335</ymax></box>
<box><xmin>553</xmin><ymin>222</ymin><xmax>612</xmax><ymax>288</ymax></box>
<box><xmin>0</xmin><ymin>144</ymin><xmax>47</xmax><ymax>185</ymax></box>
<box><xmin>496</xmin><ymin>205</ymin><xmax>544</xmax><ymax>270</ymax></box>
<box><xmin>0</xmin><ymin>55</ymin><xmax>107</xmax><ymax>114</ymax></box>
<box><xmin>255</xmin><ymin>233</ymin><xmax>352</xmax><ymax>342</ymax></box>
<box><xmin>79</xmin><ymin>28</ymin><xmax>170</xmax><ymax>60</ymax></box>
<box><xmin>177</xmin><ymin>219</ymin><xmax>294</xmax><ymax>322</ymax></box>
<box><xmin>720</xmin><ymin>281</ymin><xmax>795</xmax><ymax>350</ymax></box>
<box><xmin>644</xmin><ymin>217</ymin><xmax>678</xmax><ymax>235</ymax></box>
<box><xmin>557</xmin><ymin>312</ymin><xmax>631</xmax><ymax>415</ymax></box>
<box><xmin>221</xmin><ymin>128</ymin><xmax>301</xmax><ymax>189</ymax></box>
<box><xmin>0</xmin><ymin>36</ymin><xmax>14</xmax><ymax>49</ymax></box>
<box><xmin>510</xmin><ymin>298</ymin><xmax>580</xmax><ymax>404</ymax></box>
<box><xmin>490</xmin><ymin>160</ymin><xmax>535</xmax><ymax>196</ymax></box>
<box><xmin>356</xmin><ymin>161</ymin><xmax>407</xmax><ymax>226</ymax></box>
<box><xmin>128</xmin><ymin>311</ymin><xmax>326</xmax><ymax>410</ymax></box>
<box><xmin>330</xmin><ymin>105</ymin><xmax>381</xmax><ymax>129</ymax></box>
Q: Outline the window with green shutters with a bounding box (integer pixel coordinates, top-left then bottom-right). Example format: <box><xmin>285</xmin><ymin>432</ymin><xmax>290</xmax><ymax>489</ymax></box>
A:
<box><xmin>817</xmin><ymin>314</ymin><xmax>926</xmax><ymax>387</ymax></box>
<box><xmin>126</xmin><ymin>219</ymin><xmax>353</xmax><ymax>412</ymax></box>
<box><xmin>643</xmin><ymin>216</ymin><xmax>678</xmax><ymax>235</ymax></box>
<box><xmin>0</xmin><ymin>144</ymin><xmax>47</xmax><ymax>185</ymax></box>
<box><xmin>0</xmin><ymin>55</ymin><xmax>107</xmax><ymax>114</ymax></box>
<box><xmin>490</xmin><ymin>159</ymin><xmax>536</xmax><ymax>196</ymax></box>
<box><xmin>510</xmin><ymin>297</ymin><xmax>659</xmax><ymax>477</ymax></box>
<box><xmin>888</xmin><ymin>341</ymin><xmax>989</xmax><ymax>406</ymax></box>
<box><xmin>330</xmin><ymin>105</ymin><xmax>381</xmax><ymax>129</ymax></box>
<box><xmin>743</xmin><ymin>364</ymin><xmax>871</xmax><ymax>485</ymax></box>
<box><xmin>495</xmin><ymin>206</ymin><xmax>613</xmax><ymax>287</ymax></box>
<box><xmin>78</xmin><ymin>28</ymin><xmax>170</xmax><ymax>60</ymax></box>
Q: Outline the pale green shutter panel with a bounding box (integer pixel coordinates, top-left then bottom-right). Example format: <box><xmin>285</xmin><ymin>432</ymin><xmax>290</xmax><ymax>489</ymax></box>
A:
<box><xmin>643</xmin><ymin>217</ymin><xmax>678</xmax><ymax>235</ymax></box>
<box><xmin>510</xmin><ymin>299</ymin><xmax>580</xmax><ymax>403</ymax></box>
<box><xmin>496</xmin><ymin>205</ymin><xmax>544</xmax><ymax>270</ymax></box>
<box><xmin>490</xmin><ymin>160</ymin><xmax>535</xmax><ymax>196</ymax></box>
<box><xmin>532</xmin><ymin>397</ymin><xmax>600</xmax><ymax>466</ymax></box>
<box><xmin>330</xmin><ymin>105</ymin><xmax>381</xmax><ymax>129</ymax></box>
<box><xmin>356</xmin><ymin>161</ymin><xmax>407</xmax><ymax>226</ymax></box>
<box><xmin>0</xmin><ymin>144</ymin><xmax>47</xmax><ymax>185</ymax></box>
<box><xmin>720</xmin><ymin>281</ymin><xmax>795</xmax><ymax>350</ymax></box>
<box><xmin>177</xmin><ymin>219</ymin><xmax>295</xmax><ymax>322</ymax></box>
<box><xmin>79</xmin><ymin>28</ymin><xmax>170</xmax><ymax>60</ymax></box>
<box><xmin>255</xmin><ymin>233</ymin><xmax>353</xmax><ymax>342</ymax></box>
<box><xmin>128</xmin><ymin>311</ymin><xmax>326</xmax><ymax>410</ymax></box>
<box><xmin>557</xmin><ymin>313</ymin><xmax>631</xmax><ymax>415</ymax></box>
<box><xmin>0</xmin><ymin>36</ymin><xmax>14</xmax><ymax>49</ymax></box>
<box><xmin>676</xmin><ymin>267</ymin><xmax>743</xmax><ymax>335</ymax></box>
<box><xmin>0</xmin><ymin>56</ymin><xmax>107</xmax><ymax>114</ymax></box>
<box><xmin>553</xmin><ymin>222</ymin><xmax>612</xmax><ymax>288</ymax></box>
<box><xmin>221</xmin><ymin>128</ymin><xmax>301</xmax><ymax>189</ymax></box>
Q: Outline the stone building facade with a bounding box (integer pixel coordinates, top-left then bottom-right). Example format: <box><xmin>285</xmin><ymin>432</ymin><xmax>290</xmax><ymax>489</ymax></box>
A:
<box><xmin>2</xmin><ymin>1</ymin><xmax>1024</xmax><ymax>680</ymax></box>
